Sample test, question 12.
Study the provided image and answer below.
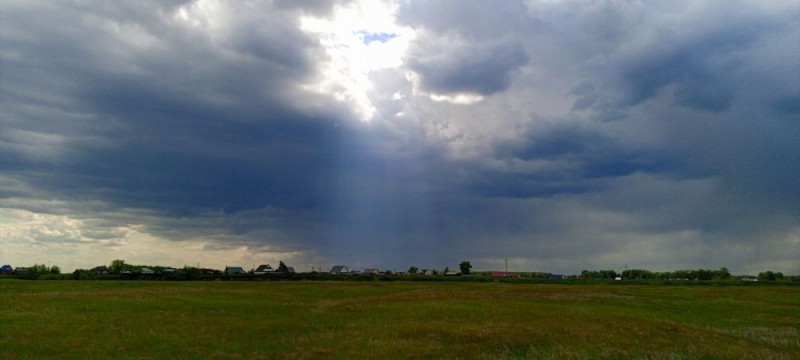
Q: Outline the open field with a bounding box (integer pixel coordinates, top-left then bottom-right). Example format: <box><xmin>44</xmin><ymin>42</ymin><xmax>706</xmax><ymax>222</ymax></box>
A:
<box><xmin>0</xmin><ymin>281</ymin><xmax>797</xmax><ymax>359</ymax></box>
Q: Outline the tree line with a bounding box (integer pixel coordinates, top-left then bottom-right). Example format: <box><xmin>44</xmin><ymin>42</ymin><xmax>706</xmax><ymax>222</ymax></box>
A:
<box><xmin>2</xmin><ymin>260</ymin><xmax>795</xmax><ymax>283</ymax></box>
<box><xmin>582</xmin><ymin>267</ymin><xmax>789</xmax><ymax>282</ymax></box>
<box><xmin>14</xmin><ymin>264</ymin><xmax>62</xmax><ymax>280</ymax></box>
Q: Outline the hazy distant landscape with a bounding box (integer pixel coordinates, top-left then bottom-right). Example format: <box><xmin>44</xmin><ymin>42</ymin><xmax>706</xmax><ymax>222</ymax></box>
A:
<box><xmin>2</xmin><ymin>259</ymin><xmax>797</xmax><ymax>284</ymax></box>
<box><xmin>1</xmin><ymin>281</ymin><xmax>797</xmax><ymax>359</ymax></box>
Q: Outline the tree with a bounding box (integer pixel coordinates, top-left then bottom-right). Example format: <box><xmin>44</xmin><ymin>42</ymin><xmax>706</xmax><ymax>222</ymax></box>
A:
<box><xmin>758</xmin><ymin>271</ymin><xmax>783</xmax><ymax>281</ymax></box>
<box><xmin>601</xmin><ymin>270</ymin><xmax>618</xmax><ymax>279</ymax></box>
<box><xmin>17</xmin><ymin>264</ymin><xmax>49</xmax><ymax>280</ymax></box>
<box><xmin>674</xmin><ymin>270</ymin><xmax>689</xmax><ymax>280</ymax></box>
<box><xmin>31</xmin><ymin>264</ymin><xmax>49</xmax><ymax>274</ymax></box>
<box><xmin>407</xmin><ymin>266</ymin><xmax>418</xmax><ymax>275</ymax></box>
<box><xmin>278</xmin><ymin>261</ymin><xmax>288</xmax><ymax>273</ymax></box>
<box><xmin>50</xmin><ymin>265</ymin><xmax>61</xmax><ymax>274</ymax></box>
<box><xmin>698</xmin><ymin>269</ymin><xmax>713</xmax><ymax>281</ymax></box>
<box><xmin>717</xmin><ymin>267</ymin><xmax>731</xmax><ymax>280</ymax></box>
<box><xmin>109</xmin><ymin>259</ymin><xmax>127</xmax><ymax>274</ymax></box>
<box><xmin>686</xmin><ymin>270</ymin><xmax>699</xmax><ymax>281</ymax></box>
<box><xmin>459</xmin><ymin>261</ymin><xmax>472</xmax><ymax>275</ymax></box>
<box><xmin>177</xmin><ymin>266</ymin><xmax>202</xmax><ymax>280</ymax></box>
<box><xmin>72</xmin><ymin>269</ymin><xmax>95</xmax><ymax>280</ymax></box>
<box><xmin>622</xmin><ymin>269</ymin><xmax>654</xmax><ymax>280</ymax></box>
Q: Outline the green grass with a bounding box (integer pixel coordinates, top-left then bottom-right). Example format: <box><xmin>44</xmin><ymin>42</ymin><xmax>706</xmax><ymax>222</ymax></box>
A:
<box><xmin>0</xmin><ymin>280</ymin><xmax>797</xmax><ymax>359</ymax></box>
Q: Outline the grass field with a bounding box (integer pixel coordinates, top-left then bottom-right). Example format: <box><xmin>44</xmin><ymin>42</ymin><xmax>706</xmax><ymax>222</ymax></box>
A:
<box><xmin>0</xmin><ymin>280</ymin><xmax>797</xmax><ymax>359</ymax></box>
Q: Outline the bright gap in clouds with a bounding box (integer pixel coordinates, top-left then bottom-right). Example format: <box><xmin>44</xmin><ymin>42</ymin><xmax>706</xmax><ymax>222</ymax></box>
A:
<box><xmin>300</xmin><ymin>0</ymin><xmax>414</xmax><ymax>122</ymax></box>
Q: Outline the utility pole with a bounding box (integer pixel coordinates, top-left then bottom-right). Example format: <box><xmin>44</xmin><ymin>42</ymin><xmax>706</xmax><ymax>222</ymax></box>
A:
<box><xmin>505</xmin><ymin>258</ymin><xmax>508</xmax><ymax>278</ymax></box>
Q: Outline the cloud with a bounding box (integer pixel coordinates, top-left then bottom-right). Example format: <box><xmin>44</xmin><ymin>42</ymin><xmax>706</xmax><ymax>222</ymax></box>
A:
<box><xmin>1</xmin><ymin>0</ymin><xmax>347</xmax><ymax>213</ymax></box>
<box><xmin>396</xmin><ymin>0</ymin><xmax>530</xmax><ymax>39</ymax></box>
<box><xmin>407</xmin><ymin>36</ymin><xmax>529</xmax><ymax>96</ymax></box>
<box><xmin>399</xmin><ymin>1</ymin><xmax>531</xmax><ymax>97</ymax></box>
<box><xmin>1</xmin><ymin>0</ymin><xmax>797</xmax><ymax>275</ymax></box>
<box><xmin>563</xmin><ymin>0</ymin><xmax>796</xmax><ymax>112</ymax></box>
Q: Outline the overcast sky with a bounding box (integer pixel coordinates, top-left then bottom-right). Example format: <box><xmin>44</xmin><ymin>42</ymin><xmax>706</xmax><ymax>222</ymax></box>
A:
<box><xmin>1</xmin><ymin>0</ymin><xmax>798</xmax><ymax>274</ymax></box>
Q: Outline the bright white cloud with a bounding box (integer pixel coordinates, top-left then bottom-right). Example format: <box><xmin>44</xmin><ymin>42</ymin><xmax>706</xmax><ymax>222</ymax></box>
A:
<box><xmin>300</xmin><ymin>0</ymin><xmax>415</xmax><ymax>121</ymax></box>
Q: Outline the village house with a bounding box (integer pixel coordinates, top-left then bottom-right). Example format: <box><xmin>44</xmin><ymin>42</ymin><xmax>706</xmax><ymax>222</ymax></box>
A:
<box><xmin>225</xmin><ymin>266</ymin><xmax>246</xmax><ymax>275</ymax></box>
<box><xmin>329</xmin><ymin>265</ymin><xmax>349</xmax><ymax>275</ymax></box>
<box><xmin>0</xmin><ymin>265</ymin><xmax>13</xmax><ymax>275</ymax></box>
<box><xmin>363</xmin><ymin>268</ymin><xmax>380</xmax><ymax>275</ymax></box>
<box><xmin>422</xmin><ymin>269</ymin><xmax>440</xmax><ymax>276</ymax></box>
<box><xmin>490</xmin><ymin>271</ymin><xmax>520</xmax><ymax>278</ymax></box>
<box><xmin>254</xmin><ymin>264</ymin><xmax>274</xmax><ymax>274</ymax></box>
<box><xmin>444</xmin><ymin>268</ymin><xmax>462</xmax><ymax>276</ymax></box>
<box><xmin>91</xmin><ymin>266</ymin><xmax>109</xmax><ymax>275</ymax></box>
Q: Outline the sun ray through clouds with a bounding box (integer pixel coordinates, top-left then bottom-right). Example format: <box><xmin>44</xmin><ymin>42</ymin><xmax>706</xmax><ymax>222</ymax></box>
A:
<box><xmin>300</xmin><ymin>0</ymin><xmax>415</xmax><ymax>122</ymax></box>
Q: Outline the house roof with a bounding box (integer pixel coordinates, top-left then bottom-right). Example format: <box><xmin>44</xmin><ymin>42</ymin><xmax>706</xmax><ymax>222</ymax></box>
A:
<box><xmin>0</xmin><ymin>265</ymin><xmax>12</xmax><ymax>271</ymax></box>
<box><xmin>225</xmin><ymin>266</ymin><xmax>245</xmax><ymax>273</ymax></box>
<box><xmin>490</xmin><ymin>271</ymin><xmax>520</xmax><ymax>278</ymax></box>
<box><xmin>330</xmin><ymin>265</ymin><xmax>348</xmax><ymax>273</ymax></box>
<box><xmin>255</xmin><ymin>264</ymin><xmax>273</xmax><ymax>272</ymax></box>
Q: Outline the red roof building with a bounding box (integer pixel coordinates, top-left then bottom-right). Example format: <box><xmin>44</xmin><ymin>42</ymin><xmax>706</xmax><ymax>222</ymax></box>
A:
<box><xmin>490</xmin><ymin>271</ymin><xmax>520</xmax><ymax>278</ymax></box>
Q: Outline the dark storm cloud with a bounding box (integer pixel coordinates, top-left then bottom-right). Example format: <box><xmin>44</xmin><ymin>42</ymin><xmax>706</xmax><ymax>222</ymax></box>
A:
<box><xmin>0</xmin><ymin>0</ymin><xmax>391</xmax><ymax>270</ymax></box>
<box><xmin>613</xmin><ymin>23</ymin><xmax>775</xmax><ymax>112</ymax></box>
<box><xmin>398</xmin><ymin>0</ymin><xmax>532</xmax><ymax>95</ymax></box>
<box><xmin>1</xmin><ymin>0</ymin><xmax>797</xmax><ymax>274</ymax></box>
<box><xmin>499</xmin><ymin>126</ymin><xmax>675</xmax><ymax>176</ymax></box>
<box><xmin>567</xmin><ymin>1</ymin><xmax>796</xmax><ymax>113</ymax></box>
<box><xmin>1</xmin><ymin>0</ymin><xmax>347</xmax><ymax>217</ymax></box>
<box><xmin>382</xmin><ymin>0</ymin><xmax>797</xmax><ymax>273</ymax></box>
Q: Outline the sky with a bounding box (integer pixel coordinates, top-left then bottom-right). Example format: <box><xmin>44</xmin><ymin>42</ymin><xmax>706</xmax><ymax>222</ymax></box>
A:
<box><xmin>1</xmin><ymin>0</ymin><xmax>798</xmax><ymax>275</ymax></box>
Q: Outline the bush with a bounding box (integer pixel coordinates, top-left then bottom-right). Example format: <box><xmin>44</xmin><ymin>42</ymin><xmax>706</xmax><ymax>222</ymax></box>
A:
<box><xmin>38</xmin><ymin>273</ymin><xmax>68</xmax><ymax>280</ymax></box>
<box><xmin>72</xmin><ymin>269</ymin><xmax>96</xmax><ymax>280</ymax></box>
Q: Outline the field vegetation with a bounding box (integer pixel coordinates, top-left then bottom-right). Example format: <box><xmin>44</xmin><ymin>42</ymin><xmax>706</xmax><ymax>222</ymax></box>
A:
<box><xmin>0</xmin><ymin>280</ymin><xmax>797</xmax><ymax>359</ymax></box>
